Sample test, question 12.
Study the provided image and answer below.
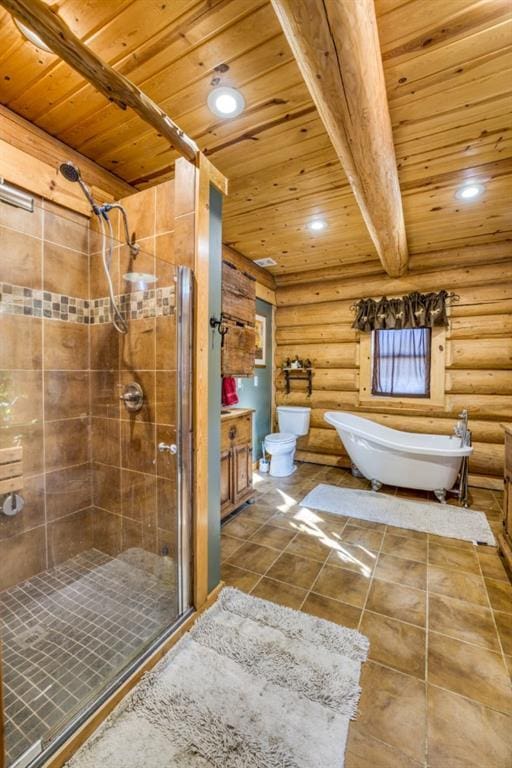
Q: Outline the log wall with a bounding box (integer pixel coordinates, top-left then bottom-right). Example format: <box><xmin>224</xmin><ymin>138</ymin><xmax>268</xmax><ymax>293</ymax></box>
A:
<box><xmin>274</xmin><ymin>253</ymin><xmax>512</xmax><ymax>489</ymax></box>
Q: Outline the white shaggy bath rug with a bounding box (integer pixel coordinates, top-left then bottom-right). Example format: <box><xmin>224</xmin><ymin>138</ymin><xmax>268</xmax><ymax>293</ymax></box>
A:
<box><xmin>301</xmin><ymin>484</ymin><xmax>495</xmax><ymax>545</ymax></box>
<box><xmin>67</xmin><ymin>587</ymin><xmax>369</xmax><ymax>768</ymax></box>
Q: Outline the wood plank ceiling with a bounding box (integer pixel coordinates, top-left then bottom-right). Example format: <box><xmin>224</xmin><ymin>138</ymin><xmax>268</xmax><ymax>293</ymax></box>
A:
<box><xmin>0</xmin><ymin>0</ymin><xmax>510</xmax><ymax>277</ymax></box>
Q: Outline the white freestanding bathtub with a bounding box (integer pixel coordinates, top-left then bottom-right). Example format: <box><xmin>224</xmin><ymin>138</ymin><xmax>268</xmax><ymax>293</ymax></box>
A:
<box><xmin>324</xmin><ymin>412</ymin><xmax>473</xmax><ymax>499</ymax></box>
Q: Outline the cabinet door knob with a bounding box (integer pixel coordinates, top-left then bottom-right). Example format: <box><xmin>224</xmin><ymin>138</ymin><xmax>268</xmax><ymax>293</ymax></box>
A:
<box><xmin>229</xmin><ymin>426</ymin><xmax>237</xmax><ymax>440</ymax></box>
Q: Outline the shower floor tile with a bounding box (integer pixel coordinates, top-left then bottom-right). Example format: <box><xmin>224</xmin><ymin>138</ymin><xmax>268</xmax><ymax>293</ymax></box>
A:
<box><xmin>0</xmin><ymin>548</ymin><xmax>176</xmax><ymax>766</ymax></box>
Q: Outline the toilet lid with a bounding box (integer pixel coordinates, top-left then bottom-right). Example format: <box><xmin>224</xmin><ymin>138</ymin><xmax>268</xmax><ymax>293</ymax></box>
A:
<box><xmin>265</xmin><ymin>432</ymin><xmax>296</xmax><ymax>444</ymax></box>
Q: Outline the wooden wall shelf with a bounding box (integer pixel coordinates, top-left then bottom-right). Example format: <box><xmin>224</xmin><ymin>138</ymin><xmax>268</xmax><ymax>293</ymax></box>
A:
<box><xmin>282</xmin><ymin>367</ymin><xmax>314</xmax><ymax>396</ymax></box>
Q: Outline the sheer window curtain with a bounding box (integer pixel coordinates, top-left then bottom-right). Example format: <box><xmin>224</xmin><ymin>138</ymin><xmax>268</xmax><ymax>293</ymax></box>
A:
<box><xmin>372</xmin><ymin>328</ymin><xmax>431</xmax><ymax>397</ymax></box>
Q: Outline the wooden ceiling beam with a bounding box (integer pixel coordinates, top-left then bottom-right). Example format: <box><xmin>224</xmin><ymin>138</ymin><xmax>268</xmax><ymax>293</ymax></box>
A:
<box><xmin>0</xmin><ymin>0</ymin><xmax>199</xmax><ymax>163</ymax></box>
<box><xmin>271</xmin><ymin>0</ymin><xmax>409</xmax><ymax>277</ymax></box>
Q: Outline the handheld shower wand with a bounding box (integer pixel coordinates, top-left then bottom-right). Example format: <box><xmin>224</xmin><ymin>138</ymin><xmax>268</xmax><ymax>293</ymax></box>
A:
<box><xmin>59</xmin><ymin>161</ymin><xmax>100</xmax><ymax>215</ymax></box>
<box><xmin>58</xmin><ymin>162</ymin><xmax>140</xmax><ymax>334</ymax></box>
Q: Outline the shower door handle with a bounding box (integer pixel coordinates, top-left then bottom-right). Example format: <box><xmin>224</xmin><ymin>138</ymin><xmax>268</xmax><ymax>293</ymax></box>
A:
<box><xmin>158</xmin><ymin>442</ymin><xmax>177</xmax><ymax>454</ymax></box>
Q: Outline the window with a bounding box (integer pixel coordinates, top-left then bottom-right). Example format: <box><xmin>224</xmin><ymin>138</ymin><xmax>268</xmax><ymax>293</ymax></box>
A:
<box><xmin>372</xmin><ymin>328</ymin><xmax>431</xmax><ymax>398</ymax></box>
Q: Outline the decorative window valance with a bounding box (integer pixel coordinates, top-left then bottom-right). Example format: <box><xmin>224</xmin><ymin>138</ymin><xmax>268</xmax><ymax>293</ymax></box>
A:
<box><xmin>352</xmin><ymin>290</ymin><xmax>452</xmax><ymax>332</ymax></box>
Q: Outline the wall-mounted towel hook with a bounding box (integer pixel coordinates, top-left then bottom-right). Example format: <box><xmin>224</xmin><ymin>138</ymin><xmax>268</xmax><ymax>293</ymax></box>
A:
<box><xmin>209</xmin><ymin>316</ymin><xmax>229</xmax><ymax>347</ymax></box>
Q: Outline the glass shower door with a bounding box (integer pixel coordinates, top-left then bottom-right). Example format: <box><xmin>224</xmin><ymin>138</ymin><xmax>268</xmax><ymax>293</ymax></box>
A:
<box><xmin>0</xmin><ymin>192</ymin><xmax>192</xmax><ymax>767</ymax></box>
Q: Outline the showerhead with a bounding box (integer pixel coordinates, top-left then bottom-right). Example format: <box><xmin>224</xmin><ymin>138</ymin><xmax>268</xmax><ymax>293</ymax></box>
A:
<box><xmin>59</xmin><ymin>161</ymin><xmax>81</xmax><ymax>183</ymax></box>
<box><xmin>59</xmin><ymin>161</ymin><xmax>98</xmax><ymax>212</ymax></box>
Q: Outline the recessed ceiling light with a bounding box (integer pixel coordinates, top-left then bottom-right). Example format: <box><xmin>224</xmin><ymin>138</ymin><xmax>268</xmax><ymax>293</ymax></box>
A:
<box><xmin>14</xmin><ymin>19</ymin><xmax>52</xmax><ymax>53</ymax></box>
<box><xmin>207</xmin><ymin>86</ymin><xmax>245</xmax><ymax>118</ymax></box>
<box><xmin>308</xmin><ymin>219</ymin><xmax>327</xmax><ymax>232</ymax></box>
<box><xmin>455</xmin><ymin>183</ymin><xmax>485</xmax><ymax>201</ymax></box>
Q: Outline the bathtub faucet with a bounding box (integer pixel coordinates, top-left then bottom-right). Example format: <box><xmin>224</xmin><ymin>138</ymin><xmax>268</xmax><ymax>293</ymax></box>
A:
<box><xmin>454</xmin><ymin>410</ymin><xmax>469</xmax><ymax>444</ymax></box>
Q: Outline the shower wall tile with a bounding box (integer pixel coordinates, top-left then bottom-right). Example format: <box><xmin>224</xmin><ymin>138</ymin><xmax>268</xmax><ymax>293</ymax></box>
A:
<box><xmin>0</xmin><ymin>181</ymin><xmax>180</xmax><ymax>590</ymax></box>
<box><xmin>43</xmin><ymin>242</ymin><xmax>89</xmax><ymax>299</ymax></box>
<box><xmin>0</xmin><ymin>474</ymin><xmax>45</xmax><ymax>540</ymax></box>
<box><xmin>174</xmin><ymin>213</ymin><xmax>194</xmax><ymax>270</ymax></box>
<box><xmin>122</xmin><ymin>516</ymin><xmax>156</xmax><ymax>554</ymax></box>
<box><xmin>156</xmin><ymin>476</ymin><xmax>177</xmax><ymax>532</ymax></box>
<box><xmin>120</xmin><ymin>187</ymin><xmax>155</xmax><ymax>241</ymax></box>
<box><xmin>0</xmin><ymin>226</ymin><xmax>42</xmax><ymax>288</ymax></box>
<box><xmin>155</xmin><ymin>232</ymin><xmax>175</xmax><ymax>266</ymax></box>
<box><xmin>44</xmin><ymin>371</ymin><xmax>90</xmax><ymax>420</ymax></box>
<box><xmin>43</xmin><ymin>321</ymin><xmax>89</xmax><ymax>370</ymax></box>
<box><xmin>1</xmin><ymin>422</ymin><xmax>45</xmax><ymax>478</ymax></box>
<box><xmin>47</xmin><ymin>507</ymin><xmax>94</xmax><ymax>568</ymax></box>
<box><xmin>156</xmin><ymin>315</ymin><xmax>176</xmax><ymax>370</ymax></box>
<box><xmin>0</xmin><ymin>198</ymin><xmax>93</xmax><ymax>590</ymax></box>
<box><xmin>0</xmin><ymin>316</ymin><xmax>42</xmax><ymax>369</ymax></box>
<box><xmin>0</xmin><ymin>526</ymin><xmax>46</xmax><ymax>590</ymax></box>
<box><xmin>90</xmin><ymin>324</ymin><xmax>120</xmax><ymax>370</ymax></box>
<box><xmin>91</xmin><ymin>507</ymin><xmax>122</xmax><ymax>557</ymax></box>
<box><xmin>90</xmin><ymin>246</ymin><xmax>120</xmax><ymax>299</ymax></box>
<box><xmin>91</xmin><ymin>417</ymin><xmax>120</xmax><ymax>467</ymax></box>
<box><xmin>155</xmin><ymin>180</ymin><xmax>174</xmax><ymax>234</ymax></box>
<box><xmin>45</xmin><ymin>464</ymin><xmax>92</xmax><ymax>522</ymax></box>
<box><xmin>155</xmin><ymin>372</ymin><xmax>177</xmax><ymax>426</ymax></box>
<box><xmin>92</xmin><ymin>462</ymin><xmax>121</xmax><ymax>514</ymax></box>
<box><xmin>0</xmin><ymin>369</ymin><xmax>43</xmax><ymax>425</ymax></box>
<box><xmin>43</xmin><ymin>200</ymin><xmax>88</xmax><ymax>253</ymax></box>
<box><xmin>120</xmin><ymin>317</ymin><xmax>156</xmax><ymax>370</ymax></box>
<box><xmin>90</xmin><ymin>370</ymin><xmax>120</xmax><ymax>418</ymax></box>
<box><xmin>120</xmin><ymin>420</ymin><xmax>156</xmax><ymax>474</ymax></box>
<box><xmin>45</xmin><ymin>417</ymin><xmax>89</xmax><ymax>472</ymax></box>
<box><xmin>120</xmin><ymin>469</ymin><xmax>157</xmax><ymax>524</ymax></box>
<box><xmin>0</xmin><ymin>193</ymin><xmax>42</xmax><ymax>237</ymax></box>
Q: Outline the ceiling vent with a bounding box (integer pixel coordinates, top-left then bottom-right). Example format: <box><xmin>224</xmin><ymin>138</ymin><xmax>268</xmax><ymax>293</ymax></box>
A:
<box><xmin>254</xmin><ymin>257</ymin><xmax>277</xmax><ymax>267</ymax></box>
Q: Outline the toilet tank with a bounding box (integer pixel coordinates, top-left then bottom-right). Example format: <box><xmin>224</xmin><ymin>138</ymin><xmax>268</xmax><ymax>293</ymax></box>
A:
<box><xmin>277</xmin><ymin>406</ymin><xmax>311</xmax><ymax>436</ymax></box>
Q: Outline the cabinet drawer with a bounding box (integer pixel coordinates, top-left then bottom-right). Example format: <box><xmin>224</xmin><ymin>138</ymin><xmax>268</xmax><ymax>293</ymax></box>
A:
<box><xmin>221</xmin><ymin>414</ymin><xmax>252</xmax><ymax>450</ymax></box>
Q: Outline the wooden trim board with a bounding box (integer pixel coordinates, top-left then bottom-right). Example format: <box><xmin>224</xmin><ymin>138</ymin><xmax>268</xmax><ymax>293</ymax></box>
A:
<box><xmin>0</xmin><ymin>105</ymin><xmax>133</xmax><ymax>204</ymax></box>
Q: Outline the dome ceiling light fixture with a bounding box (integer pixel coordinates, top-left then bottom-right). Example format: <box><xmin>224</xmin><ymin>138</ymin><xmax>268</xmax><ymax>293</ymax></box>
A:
<box><xmin>455</xmin><ymin>182</ymin><xmax>485</xmax><ymax>201</ymax></box>
<box><xmin>207</xmin><ymin>86</ymin><xmax>245</xmax><ymax>118</ymax></box>
<box><xmin>14</xmin><ymin>19</ymin><xmax>53</xmax><ymax>53</ymax></box>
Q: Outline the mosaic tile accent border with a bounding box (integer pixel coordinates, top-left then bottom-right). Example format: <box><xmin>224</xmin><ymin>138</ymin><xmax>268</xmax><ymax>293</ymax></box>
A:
<box><xmin>90</xmin><ymin>286</ymin><xmax>175</xmax><ymax>324</ymax></box>
<box><xmin>0</xmin><ymin>282</ymin><xmax>175</xmax><ymax>325</ymax></box>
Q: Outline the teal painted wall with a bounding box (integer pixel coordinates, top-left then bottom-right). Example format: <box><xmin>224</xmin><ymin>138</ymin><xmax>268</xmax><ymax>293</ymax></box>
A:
<box><xmin>207</xmin><ymin>186</ymin><xmax>222</xmax><ymax>592</ymax></box>
<box><xmin>236</xmin><ymin>298</ymin><xmax>273</xmax><ymax>461</ymax></box>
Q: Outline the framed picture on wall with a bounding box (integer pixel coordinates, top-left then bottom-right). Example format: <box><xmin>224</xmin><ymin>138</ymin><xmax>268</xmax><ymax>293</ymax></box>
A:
<box><xmin>255</xmin><ymin>313</ymin><xmax>266</xmax><ymax>367</ymax></box>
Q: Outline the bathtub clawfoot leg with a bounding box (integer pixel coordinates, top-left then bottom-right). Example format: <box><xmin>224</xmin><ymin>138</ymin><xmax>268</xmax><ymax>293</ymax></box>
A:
<box><xmin>434</xmin><ymin>489</ymin><xmax>447</xmax><ymax>504</ymax></box>
<box><xmin>371</xmin><ymin>479</ymin><xmax>382</xmax><ymax>493</ymax></box>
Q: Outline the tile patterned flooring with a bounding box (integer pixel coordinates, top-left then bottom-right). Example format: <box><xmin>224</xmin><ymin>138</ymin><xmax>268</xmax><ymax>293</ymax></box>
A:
<box><xmin>0</xmin><ymin>548</ymin><xmax>175</xmax><ymax>766</ymax></box>
<box><xmin>221</xmin><ymin>463</ymin><xmax>512</xmax><ymax>768</ymax></box>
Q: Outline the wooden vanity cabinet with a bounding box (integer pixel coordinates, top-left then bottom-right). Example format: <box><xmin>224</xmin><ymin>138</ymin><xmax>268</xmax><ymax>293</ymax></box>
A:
<box><xmin>498</xmin><ymin>426</ymin><xmax>512</xmax><ymax>574</ymax></box>
<box><xmin>220</xmin><ymin>411</ymin><xmax>254</xmax><ymax>520</ymax></box>
<box><xmin>221</xmin><ymin>260</ymin><xmax>256</xmax><ymax>377</ymax></box>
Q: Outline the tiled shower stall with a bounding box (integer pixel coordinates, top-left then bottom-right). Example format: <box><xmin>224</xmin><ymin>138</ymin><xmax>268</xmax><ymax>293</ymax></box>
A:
<box><xmin>0</xmin><ymin>181</ymin><xmax>192</xmax><ymax>766</ymax></box>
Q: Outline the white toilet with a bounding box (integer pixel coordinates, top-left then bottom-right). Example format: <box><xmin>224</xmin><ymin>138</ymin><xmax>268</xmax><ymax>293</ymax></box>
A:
<box><xmin>264</xmin><ymin>406</ymin><xmax>311</xmax><ymax>477</ymax></box>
